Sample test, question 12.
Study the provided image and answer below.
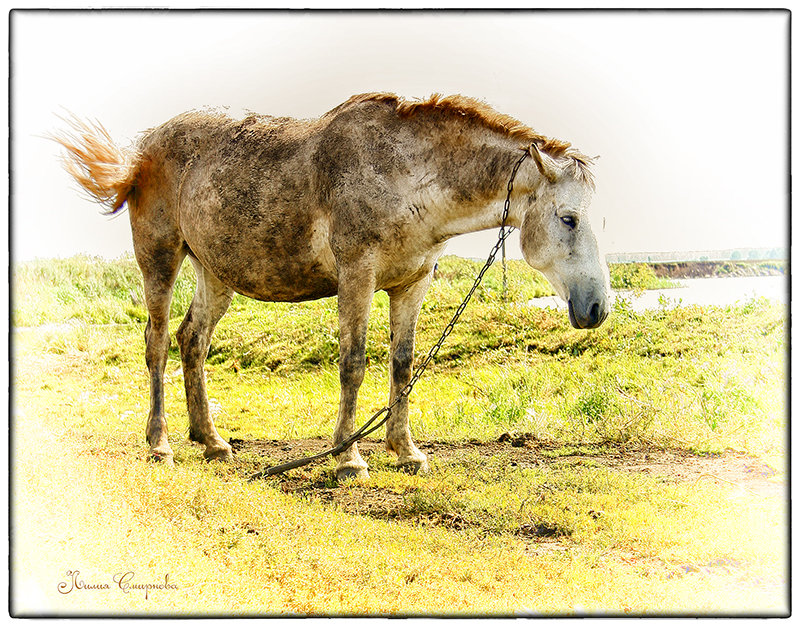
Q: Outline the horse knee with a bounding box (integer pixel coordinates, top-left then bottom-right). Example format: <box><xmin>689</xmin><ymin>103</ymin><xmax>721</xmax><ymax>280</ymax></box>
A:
<box><xmin>339</xmin><ymin>351</ymin><xmax>366</xmax><ymax>388</ymax></box>
<box><xmin>391</xmin><ymin>345</ymin><xmax>414</xmax><ymax>386</ymax></box>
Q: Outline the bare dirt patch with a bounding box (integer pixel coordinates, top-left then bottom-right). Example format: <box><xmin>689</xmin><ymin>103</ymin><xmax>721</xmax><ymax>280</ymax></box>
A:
<box><xmin>231</xmin><ymin>433</ymin><xmax>784</xmax><ymax>535</ymax></box>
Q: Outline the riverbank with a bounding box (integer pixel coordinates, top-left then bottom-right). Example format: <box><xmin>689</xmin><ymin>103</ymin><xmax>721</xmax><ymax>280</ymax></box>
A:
<box><xmin>647</xmin><ymin>260</ymin><xmax>786</xmax><ymax>279</ymax></box>
<box><xmin>530</xmin><ymin>275</ymin><xmax>788</xmax><ymax>313</ymax></box>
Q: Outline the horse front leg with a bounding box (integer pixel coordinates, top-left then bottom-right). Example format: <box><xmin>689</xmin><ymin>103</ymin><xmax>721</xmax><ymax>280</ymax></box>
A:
<box><xmin>332</xmin><ymin>265</ymin><xmax>376</xmax><ymax>481</ymax></box>
<box><xmin>385</xmin><ymin>274</ymin><xmax>433</xmax><ymax>473</ymax></box>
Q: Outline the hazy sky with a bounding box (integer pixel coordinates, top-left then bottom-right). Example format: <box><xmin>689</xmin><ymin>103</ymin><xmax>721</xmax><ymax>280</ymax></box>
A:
<box><xmin>11</xmin><ymin>10</ymin><xmax>789</xmax><ymax>261</ymax></box>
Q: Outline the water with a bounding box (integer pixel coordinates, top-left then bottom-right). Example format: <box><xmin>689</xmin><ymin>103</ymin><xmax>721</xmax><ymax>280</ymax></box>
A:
<box><xmin>528</xmin><ymin>275</ymin><xmax>788</xmax><ymax>313</ymax></box>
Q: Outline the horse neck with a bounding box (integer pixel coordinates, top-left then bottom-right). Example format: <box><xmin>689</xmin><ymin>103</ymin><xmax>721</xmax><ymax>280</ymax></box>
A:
<box><xmin>423</xmin><ymin>131</ymin><xmax>541</xmax><ymax>241</ymax></box>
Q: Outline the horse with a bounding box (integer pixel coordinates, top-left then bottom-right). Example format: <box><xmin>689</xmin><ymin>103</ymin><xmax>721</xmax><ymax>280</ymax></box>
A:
<box><xmin>54</xmin><ymin>92</ymin><xmax>610</xmax><ymax>481</ymax></box>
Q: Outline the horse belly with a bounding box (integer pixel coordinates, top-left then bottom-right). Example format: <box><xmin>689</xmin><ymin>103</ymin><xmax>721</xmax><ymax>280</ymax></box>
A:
<box><xmin>214</xmin><ymin>251</ymin><xmax>338</xmax><ymax>303</ymax></box>
<box><xmin>182</xmin><ymin>207</ymin><xmax>339</xmax><ymax>302</ymax></box>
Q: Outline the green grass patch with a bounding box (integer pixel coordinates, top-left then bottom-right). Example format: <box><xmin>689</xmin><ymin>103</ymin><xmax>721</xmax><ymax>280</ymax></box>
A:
<box><xmin>12</xmin><ymin>255</ymin><xmax>685</xmax><ymax>329</ymax></box>
<box><xmin>609</xmin><ymin>263</ymin><xmax>679</xmax><ymax>292</ymax></box>
<box><xmin>12</xmin><ymin>275</ymin><xmax>786</xmax><ymax>456</ymax></box>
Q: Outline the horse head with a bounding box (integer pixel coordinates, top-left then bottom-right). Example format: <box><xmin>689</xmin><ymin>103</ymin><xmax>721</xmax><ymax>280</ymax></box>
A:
<box><xmin>518</xmin><ymin>144</ymin><xmax>610</xmax><ymax>329</ymax></box>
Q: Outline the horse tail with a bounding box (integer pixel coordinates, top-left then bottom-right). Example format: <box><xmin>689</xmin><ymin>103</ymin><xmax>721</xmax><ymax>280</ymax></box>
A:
<box><xmin>51</xmin><ymin>115</ymin><xmax>141</xmax><ymax>215</ymax></box>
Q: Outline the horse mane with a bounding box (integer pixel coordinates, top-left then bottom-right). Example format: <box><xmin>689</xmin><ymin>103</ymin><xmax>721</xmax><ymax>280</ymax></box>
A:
<box><xmin>335</xmin><ymin>92</ymin><xmax>594</xmax><ymax>188</ymax></box>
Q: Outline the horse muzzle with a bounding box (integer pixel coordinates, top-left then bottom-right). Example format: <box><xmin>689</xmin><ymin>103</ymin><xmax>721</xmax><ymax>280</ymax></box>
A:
<box><xmin>567</xmin><ymin>294</ymin><xmax>609</xmax><ymax>329</ymax></box>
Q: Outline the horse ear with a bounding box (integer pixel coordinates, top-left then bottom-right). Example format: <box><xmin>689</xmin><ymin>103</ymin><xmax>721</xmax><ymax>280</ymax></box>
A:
<box><xmin>528</xmin><ymin>143</ymin><xmax>559</xmax><ymax>183</ymax></box>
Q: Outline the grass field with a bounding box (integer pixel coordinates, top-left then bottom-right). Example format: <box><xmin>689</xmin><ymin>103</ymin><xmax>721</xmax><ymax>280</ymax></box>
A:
<box><xmin>10</xmin><ymin>255</ymin><xmax>789</xmax><ymax>616</ymax></box>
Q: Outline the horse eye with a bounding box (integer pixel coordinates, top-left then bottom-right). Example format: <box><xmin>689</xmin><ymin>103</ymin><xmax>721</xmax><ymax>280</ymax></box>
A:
<box><xmin>561</xmin><ymin>216</ymin><xmax>577</xmax><ymax>228</ymax></box>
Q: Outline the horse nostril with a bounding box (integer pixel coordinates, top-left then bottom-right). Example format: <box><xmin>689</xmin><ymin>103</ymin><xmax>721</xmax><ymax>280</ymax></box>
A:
<box><xmin>590</xmin><ymin>302</ymin><xmax>600</xmax><ymax>326</ymax></box>
<box><xmin>569</xmin><ymin>298</ymin><xmax>607</xmax><ymax>329</ymax></box>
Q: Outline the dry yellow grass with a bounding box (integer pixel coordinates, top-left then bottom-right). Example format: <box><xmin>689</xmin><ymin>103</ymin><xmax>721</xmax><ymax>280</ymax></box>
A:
<box><xmin>11</xmin><ymin>354</ymin><xmax>788</xmax><ymax>616</ymax></box>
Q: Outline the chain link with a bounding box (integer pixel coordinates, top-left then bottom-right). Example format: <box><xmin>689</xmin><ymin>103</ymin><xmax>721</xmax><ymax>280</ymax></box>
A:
<box><xmin>250</xmin><ymin>148</ymin><xmax>530</xmax><ymax>479</ymax></box>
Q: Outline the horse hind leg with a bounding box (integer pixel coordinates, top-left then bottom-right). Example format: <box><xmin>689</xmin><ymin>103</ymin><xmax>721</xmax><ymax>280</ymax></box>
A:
<box><xmin>140</xmin><ymin>248</ymin><xmax>187</xmax><ymax>464</ymax></box>
<box><xmin>176</xmin><ymin>257</ymin><xmax>234</xmax><ymax>461</ymax></box>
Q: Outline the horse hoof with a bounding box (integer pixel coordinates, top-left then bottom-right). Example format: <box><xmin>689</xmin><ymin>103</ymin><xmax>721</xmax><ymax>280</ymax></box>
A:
<box><xmin>148</xmin><ymin>451</ymin><xmax>175</xmax><ymax>466</ymax></box>
<box><xmin>204</xmin><ymin>446</ymin><xmax>233</xmax><ymax>462</ymax></box>
<box><xmin>336</xmin><ymin>465</ymin><xmax>370</xmax><ymax>482</ymax></box>
<box><xmin>397</xmin><ymin>459</ymin><xmax>430</xmax><ymax>475</ymax></box>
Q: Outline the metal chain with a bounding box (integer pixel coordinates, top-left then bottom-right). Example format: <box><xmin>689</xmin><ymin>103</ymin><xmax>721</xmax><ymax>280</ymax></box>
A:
<box><xmin>249</xmin><ymin>148</ymin><xmax>530</xmax><ymax>480</ymax></box>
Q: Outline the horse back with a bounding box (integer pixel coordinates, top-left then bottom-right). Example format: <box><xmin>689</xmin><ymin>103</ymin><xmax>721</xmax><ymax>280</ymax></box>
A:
<box><xmin>131</xmin><ymin>105</ymin><xmax>441</xmax><ymax>301</ymax></box>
